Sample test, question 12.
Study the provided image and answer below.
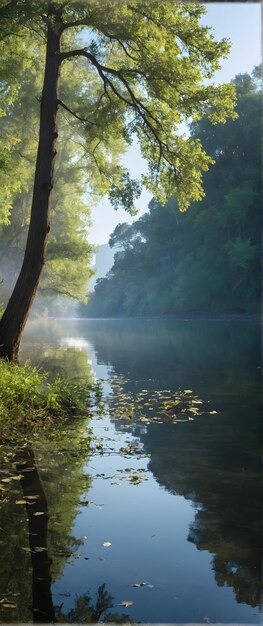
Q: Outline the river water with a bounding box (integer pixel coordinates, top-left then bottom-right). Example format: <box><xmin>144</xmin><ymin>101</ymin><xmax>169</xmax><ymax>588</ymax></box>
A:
<box><xmin>0</xmin><ymin>317</ymin><xmax>261</xmax><ymax>623</ymax></box>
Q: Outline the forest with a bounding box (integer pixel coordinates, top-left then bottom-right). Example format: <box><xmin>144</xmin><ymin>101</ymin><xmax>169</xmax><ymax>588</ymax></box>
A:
<box><xmin>0</xmin><ymin>2</ymin><xmax>261</xmax><ymax>623</ymax></box>
<box><xmin>82</xmin><ymin>67</ymin><xmax>261</xmax><ymax>317</ymax></box>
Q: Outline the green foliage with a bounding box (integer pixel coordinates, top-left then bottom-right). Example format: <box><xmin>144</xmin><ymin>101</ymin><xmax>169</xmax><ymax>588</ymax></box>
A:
<box><xmin>0</xmin><ymin>35</ymin><xmax>94</xmax><ymax>307</ymax></box>
<box><xmin>0</xmin><ymin>359</ymin><xmax>94</xmax><ymax>426</ymax></box>
<box><xmin>0</xmin><ymin>0</ymin><xmax>237</xmax><ymax>220</ymax></box>
<box><xmin>83</xmin><ymin>68</ymin><xmax>261</xmax><ymax>316</ymax></box>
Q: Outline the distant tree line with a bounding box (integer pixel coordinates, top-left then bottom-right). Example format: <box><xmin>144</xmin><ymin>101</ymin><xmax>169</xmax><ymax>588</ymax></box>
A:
<box><xmin>82</xmin><ymin>68</ymin><xmax>261</xmax><ymax>317</ymax></box>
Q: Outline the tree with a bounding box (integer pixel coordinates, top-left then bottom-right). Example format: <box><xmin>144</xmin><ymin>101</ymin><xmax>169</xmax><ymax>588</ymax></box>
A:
<box><xmin>0</xmin><ymin>33</ymin><xmax>94</xmax><ymax>314</ymax></box>
<box><xmin>84</xmin><ymin>68</ymin><xmax>261</xmax><ymax>317</ymax></box>
<box><xmin>0</xmin><ymin>0</ymin><xmax>236</xmax><ymax>360</ymax></box>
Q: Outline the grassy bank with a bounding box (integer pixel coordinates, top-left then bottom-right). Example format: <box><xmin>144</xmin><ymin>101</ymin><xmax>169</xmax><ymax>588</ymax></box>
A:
<box><xmin>0</xmin><ymin>359</ymin><xmax>95</xmax><ymax>428</ymax></box>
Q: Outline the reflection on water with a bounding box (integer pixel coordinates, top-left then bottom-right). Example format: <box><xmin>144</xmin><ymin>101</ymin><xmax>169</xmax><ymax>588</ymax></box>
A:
<box><xmin>16</xmin><ymin>446</ymin><xmax>55</xmax><ymax>623</ymax></box>
<box><xmin>0</xmin><ymin>317</ymin><xmax>260</xmax><ymax>622</ymax></box>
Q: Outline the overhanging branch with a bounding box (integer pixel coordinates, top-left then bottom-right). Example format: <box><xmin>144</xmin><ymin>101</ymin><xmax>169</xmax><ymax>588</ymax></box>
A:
<box><xmin>57</xmin><ymin>99</ymin><xmax>97</xmax><ymax>126</ymax></box>
<box><xmin>60</xmin><ymin>48</ymin><xmax>167</xmax><ymax>161</ymax></box>
<box><xmin>38</xmin><ymin>286</ymin><xmax>79</xmax><ymax>299</ymax></box>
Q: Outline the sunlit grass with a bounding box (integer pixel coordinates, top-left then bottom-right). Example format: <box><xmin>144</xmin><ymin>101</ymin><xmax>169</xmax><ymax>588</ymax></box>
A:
<box><xmin>0</xmin><ymin>359</ymin><xmax>93</xmax><ymax>426</ymax></box>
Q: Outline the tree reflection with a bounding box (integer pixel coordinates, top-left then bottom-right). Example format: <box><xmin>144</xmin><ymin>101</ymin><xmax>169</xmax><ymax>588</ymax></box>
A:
<box><xmin>0</xmin><ymin>340</ymin><xmax>94</xmax><ymax>622</ymax></box>
<box><xmin>82</xmin><ymin>318</ymin><xmax>261</xmax><ymax>610</ymax></box>
<box><xmin>16</xmin><ymin>447</ymin><xmax>55</xmax><ymax>622</ymax></box>
<box><xmin>14</xmin><ymin>317</ymin><xmax>261</xmax><ymax>616</ymax></box>
<box><xmin>58</xmin><ymin>583</ymin><xmax>133</xmax><ymax>623</ymax></box>
<box><xmin>142</xmin><ymin>406</ymin><xmax>261</xmax><ymax>608</ymax></box>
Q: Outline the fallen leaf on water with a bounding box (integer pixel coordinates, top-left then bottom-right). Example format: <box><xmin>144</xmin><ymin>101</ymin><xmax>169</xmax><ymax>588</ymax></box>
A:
<box><xmin>102</xmin><ymin>541</ymin><xmax>111</xmax><ymax>548</ymax></box>
<box><xmin>33</xmin><ymin>512</ymin><xmax>45</xmax><ymax>516</ymax></box>
<box><xmin>183</xmin><ymin>389</ymin><xmax>192</xmax><ymax>393</ymax></box>
<box><xmin>34</xmin><ymin>547</ymin><xmax>47</xmax><ymax>552</ymax></box>
<box><xmin>25</xmin><ymin>495</ymin><xmax>40</xmax><ymax>500</ymax></box>
<box><xmin>209</xmin><ymin>411</ymin><xmax>218</xmax><ymax>414</ymax></box>
<box><xmin>21</xmin><ymin>547</ymin><xmax>31</xmax><ymax>553</ymax></box>
<box><xmin>1</xmin><ymin>478</ymin><xmax>12</xmax><ymax>483</ymax></box>
<box><xmin>133</xmin><ymin>582</ymin><xmax>154</xmax><ymax>588</ymax></box>
<box><xmin>15</xmin><ymin>500</ymin><xmax>27</xmax><ymax>505</ymax></box>
<box><xmin>2</xmin><ymin>603</ymin><xmax>17</xmax><ymax>608</ymax></box>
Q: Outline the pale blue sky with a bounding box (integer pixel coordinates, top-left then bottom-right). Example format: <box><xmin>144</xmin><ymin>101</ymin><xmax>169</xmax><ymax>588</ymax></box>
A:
<box><xmin>89</xmin><ymin>3</ymin><xmax>261</xmax><ymax>246</ymax></box>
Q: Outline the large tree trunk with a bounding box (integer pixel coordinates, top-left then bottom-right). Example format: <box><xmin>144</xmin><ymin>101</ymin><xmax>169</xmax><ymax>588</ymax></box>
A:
<box><xmin>0</xmin><ymin>7</ymin><xmax>62</xmax><ymax>361</ymax></box>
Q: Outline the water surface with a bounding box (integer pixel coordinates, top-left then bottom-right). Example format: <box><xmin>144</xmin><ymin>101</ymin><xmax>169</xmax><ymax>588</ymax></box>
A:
<box><xmin>0</xmin><ymin>318</ymin><xmax>261</xmax><ymax>622</ymax></box>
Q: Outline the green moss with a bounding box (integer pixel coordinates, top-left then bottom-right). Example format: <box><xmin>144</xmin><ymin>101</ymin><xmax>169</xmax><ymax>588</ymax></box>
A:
<box><xmin>0</xmin><ymin>359</ymin><xmax>95</xmax><ymax>427</ymax></box>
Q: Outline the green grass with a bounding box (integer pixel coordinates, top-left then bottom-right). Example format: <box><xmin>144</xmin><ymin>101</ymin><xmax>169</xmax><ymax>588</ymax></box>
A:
<box><xmin>0</xmin><ymin>359</ymin><xmax>94</xmax><ymax>427</ymax></box>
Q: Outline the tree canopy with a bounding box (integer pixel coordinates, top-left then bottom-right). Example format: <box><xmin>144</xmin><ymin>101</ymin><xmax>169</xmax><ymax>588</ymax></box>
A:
<box><xmin>83</xmin><ymin>67</ymin><xmax>261</xmax><ymax>316</ymax></box>
<box><xmin>0</xmin><ymin>0</ymin><xmax>237</xmax><ymax>218</ymax></box>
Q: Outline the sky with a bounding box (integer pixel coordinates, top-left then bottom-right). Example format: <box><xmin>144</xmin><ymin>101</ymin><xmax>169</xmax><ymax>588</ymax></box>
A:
<box><xmin>88</xmin><ymin>3</ymin><xmax>261</xmax><ymax>246</ymax></box>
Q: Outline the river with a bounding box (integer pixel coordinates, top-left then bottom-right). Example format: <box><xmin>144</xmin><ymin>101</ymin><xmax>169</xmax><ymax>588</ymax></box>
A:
<box><xmin>0</xmin><ymin>317</ymin><xmax>261</xmax><ymax>623</ymax></box>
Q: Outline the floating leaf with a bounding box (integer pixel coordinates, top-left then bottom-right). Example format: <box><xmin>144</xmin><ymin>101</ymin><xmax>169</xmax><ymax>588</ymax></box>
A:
<box><xmin>1</xmin><ymin>478</ymin><xmax>12</xmax><ymax>483</ymax></box>
<box><xmin>133</xmin><ymin>582</ymin><xmax>153</xmax><ymax>588</ymax></box>
<box><xmin>34</xmin><ymin>547</ymin><xmax>47</xmax><ymax>552</ymax></box>
<box><xmin>15</xmin><ymin>500</ymin><xmax>27</xmax><ymax>505</ymax></box>
<box><xmin>209</xmin><ymin>411</ymin><xmax>218</xmax><ymax>414</ymax></box>
<box><xmin>183</xmin><ymin>389</ymin><xmax>193</xmax><ymax>393</ymax></box>
<box><xmin>33</xmin><ymin>511</ymin><xmax>45</xmax><ymax>516</ymax></box>
<box><xmin>21</xmin><ymin>547</ymin><xmax>32</xmax><ymax>553</ymax></box>
<box><xmin>102</xmin><ymin>541</ymin><xmax>111</xmax><ymax>548</ymax></box>
<box><xmin>25</xmin><ymin>495</ymin><xmax>40</xmax><ymax>500</ymax></box>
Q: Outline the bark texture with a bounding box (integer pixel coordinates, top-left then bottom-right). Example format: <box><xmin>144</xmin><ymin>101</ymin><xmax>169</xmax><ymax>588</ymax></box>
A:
<box><xmin>0</xmin><ymin>7</ymin><xmax>62</xmax><ymax>360</ymax></box>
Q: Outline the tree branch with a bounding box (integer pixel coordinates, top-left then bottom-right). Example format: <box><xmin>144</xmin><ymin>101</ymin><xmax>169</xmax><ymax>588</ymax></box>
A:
<box><xmin>38</xmin><ymin>286</ymin><xmax>79</xmax><ymax>299</ymax></box>
<box><xmin>57</xmin><ymin>99</ymin><xmax>97</xmax><ymax>126</ymax></box>
<box><xmin>60</xmin><ymin>14</ymin><xmax>92</xmax><ymax>30</ymax></box>
<box><xmin>60</xmin><ymin>48</ymin><xmax>163</xmax><ymax>132</ymax></box>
